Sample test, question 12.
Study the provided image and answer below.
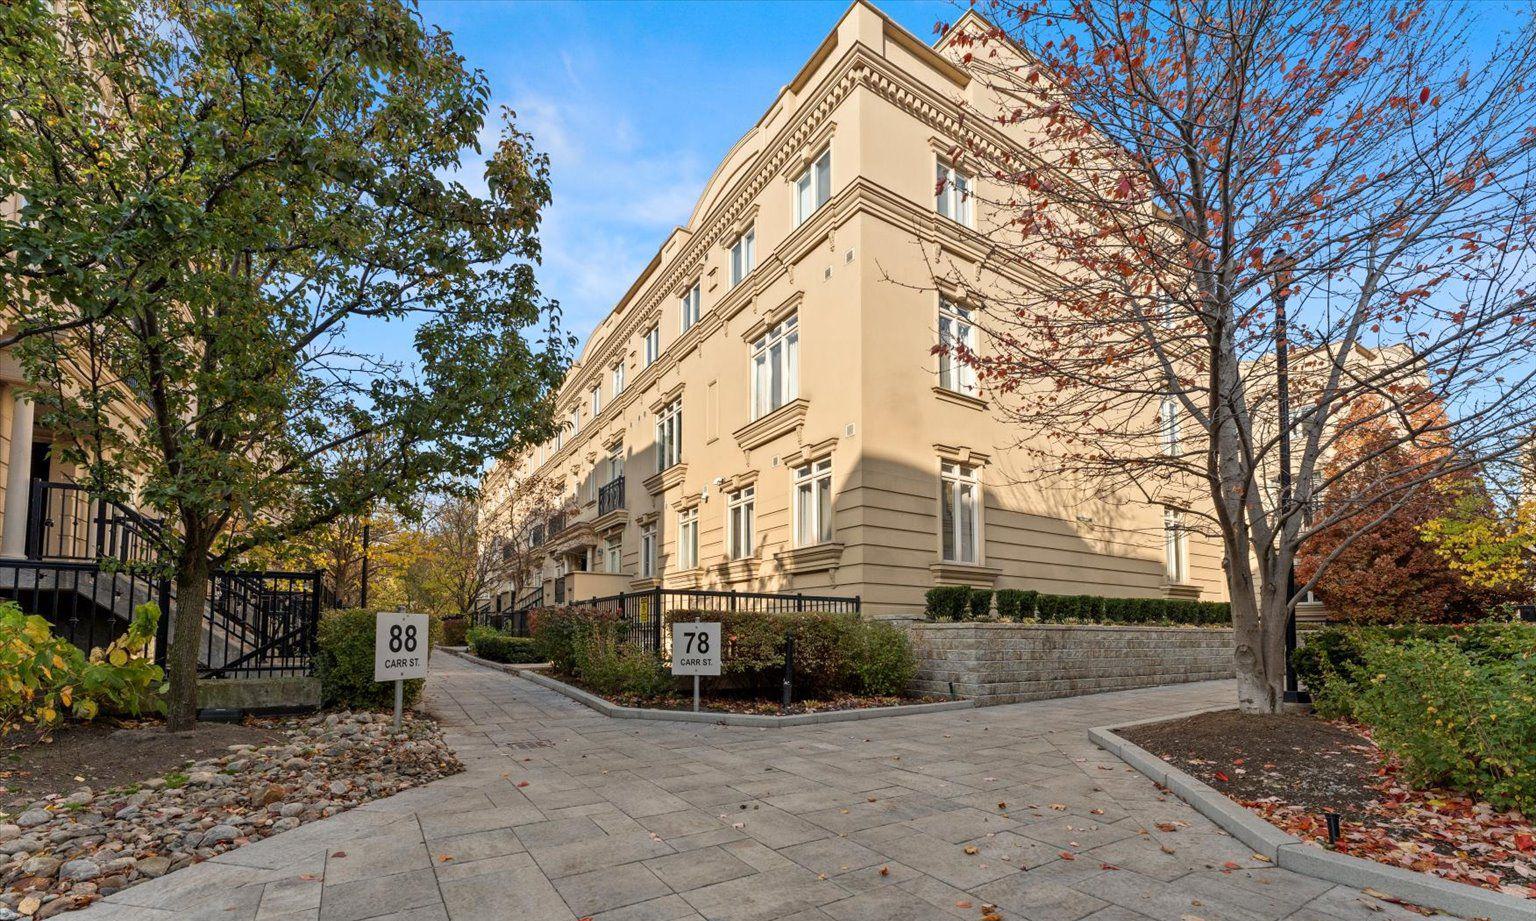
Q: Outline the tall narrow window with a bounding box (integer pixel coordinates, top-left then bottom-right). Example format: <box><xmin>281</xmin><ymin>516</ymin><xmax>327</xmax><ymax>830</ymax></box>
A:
<box><xmin>1165</xmin><ymin>507</ymin><xmax>1189</xmax><ymax>583</ymax></box>
<box><xmin>940</xmin><ymin>462</ymin><xmax>980</xmax><ymax>563</ymax></box>
<box><xmin>728</xmin><ymin>486</ymin><xmax>755</xmax><ymax>559</ymax></box>
<box><xmin>1160</xmin><ymin>395</ymin><xmax>1181</xmax><ymax>455</ymax></box>
<box><xmin>677</xmin><ymin>508</ymin><xmax>699</xmax><ymax>570</ymax></box>
<box><xmin>590</xmin><ymin>385</ymin><xmax>602</xmax><ymax>418</ymax></box>
<box><xmin>938</xmin><ymin>299</ymin><xmax>977</xmax><ymax>395</ymax></box>
<box><xmin>612</xmin><ymin>360</ymin><xmax>625</xmax><ymax>395</ymax></box>
<box><xmin>568</xmin><ymin>407</ymin><xmax>580</xmax><ymax>436</ymax></box>
<box><xmin>640</xmin><ymin>523</ymin><xmax>657</xmax><ymax>577</ymax></box>
<box><xmin>936</xmin><ymin>161</ymin><xmax>973</xmax><ymax>226</ymax></box>
<box><xmin>794</xmin><ymin>149</ymin><xmax>832</xmax><ymax>226</ymax></box>
<box><xmin>604</xmin><ymin>534</ymin><xmax>622</xmax><ymax>574</ymax></box>
<box><xmin>606</xmin><ymin>442</ymin><xmax>624</xmax><ymax>483</ymax></box>
<box><xmin>656</xmin><ymin>398</ymin><xmax>682</xmax><ymax>472</ymax></box>
<box><xmin>794</xmin><ymin>459</ymin><xmax>834</xmax><ymax>546</ymax></box>
<box><xmin>644</xmin><ymin>326</ymin><xmax>660</xmax><ymax>367</ymax></box>
<box><xmin>730</xmin><ymin>226</ymin><xmax>756</xmax><ymax>288</ymax></box>
<box><xmin>680</xmin><ymin>282</ymin><xmax>701</xmax><ymax>333</ymax></box>
<box><xmin>751</xmin><ymin>315</ymin><xmax>799</xmax><ymax>420</ymax></box>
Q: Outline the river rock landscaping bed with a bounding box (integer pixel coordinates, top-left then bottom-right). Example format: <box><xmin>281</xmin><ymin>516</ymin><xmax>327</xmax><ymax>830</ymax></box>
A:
<box><xmin>1123</xmin><ymin>710</ymin><xmax>1536</xmax><ymax>903</ymax></box>
<box><xmin>0</xmin><ymin>710</ymin><xmax>461</xmax><ymax>919</ymax></box>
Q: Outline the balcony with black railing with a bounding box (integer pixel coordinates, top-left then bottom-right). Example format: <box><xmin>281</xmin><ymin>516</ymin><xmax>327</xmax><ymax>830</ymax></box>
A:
<box><xmin>546</xmin><ymin>511</ymin><xmax>568</xmax><ymax>537</ymax></box>
<box><xmin>598</xmin><ymin>476</ymin><xmax>625</xmax><ymax>517</ymax></box>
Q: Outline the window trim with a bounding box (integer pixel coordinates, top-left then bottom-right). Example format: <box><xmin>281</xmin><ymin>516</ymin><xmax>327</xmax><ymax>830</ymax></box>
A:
<box><xmin>935</xmin><ymin>159</ymin><xmax>974</xmax><ymax>227</ymax></box>
<box><xmin>793</xmin><ymin>458</ymin><xmax>834</xmax><ymax>547</ymax></box>
<box><xmin>1164</xmin><ymin>507</ymin><xmax>1189</xmax><ymax>583</ymax></box>
<box><xmin>604</xmin><ymin>534</ymin><xmax>621</xmax><ymax>574</ymax></box>
<box><xmin>728</xmin><ymin>485</ymin><xmax>756</xmax><ymax>560</ymax></box>
<box><xmin>750</xmin><ymin>314</ymin><xmax>799</xmax><ymax>421</ymax></box>
<box><xmin>938</xmin><ymin>298</ymin><xmax>977</xmax><ymax>396</ymax></box>
<box><xmin>643</xmin><ymin>325</ymin><xmax>660</xmax><ymax>367</ymax></box>
<box><xmin>677</xmin><ymin>507</ymin><xmax>699</xmax><ymax>570</ymax></box>
<box><xmin>655</xmin><ymin>398</ymin><xmax>682</xmax><ymax>472</ymax></box>
<box><xmin>1160</xmin><ymin>395</ymin><xmax>1181</xmax><ymax>456</ymax></box>
<box><xmin>793</xmin><ymin>149</ymin><xmax>832</xmax><ymax>227</ymax></box>
<box><xmin>590</xmin><ymin>384</ymin><xmax>602</xmax><ymax>418</ymax></box>
<box><xmin>729</xmin><ymin>226</ymin><xmax>756</xmax><ymax>289</ymax></box>
<box><xmin>640</xmin><ymin>523</ymin><xmax>657</xmax><ymax>577</ymax></box>
<box><xmin>680</xmin><ymin>281</ymin><xmax>701</xmax><ymax>333</ymax></box>
<box><xmin>612</xmin><ymin>360</ymin><xmax>625</xmax><ymax>395</ymax></box>
<box><xmin>940</xmin><ymin>461</ymin><xmax>982</xmax><ymax>564</ymax></box>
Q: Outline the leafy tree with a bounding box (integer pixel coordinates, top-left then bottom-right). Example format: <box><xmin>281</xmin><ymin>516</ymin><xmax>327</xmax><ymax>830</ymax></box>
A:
<box><xmin>0</xmin><ymin>0</ymin><xmax>569</xmax><ymax>728</ymax></box>
<box><xmin>1423</xmin><ymin>495</ymin><xmax>1536</xmax><ymax>598</ymax></box>
<box><xmin>936</xmin><ymin>1</ymin><xmax>1536</xmax><ymax>710</ymax></box>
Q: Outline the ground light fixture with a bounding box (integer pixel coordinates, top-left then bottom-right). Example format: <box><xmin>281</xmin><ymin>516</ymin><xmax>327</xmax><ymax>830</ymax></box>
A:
<box><xmin>1324</xmin><ymin>811</ymin><xmax>1342</xmax><ymax>846</ymax></box>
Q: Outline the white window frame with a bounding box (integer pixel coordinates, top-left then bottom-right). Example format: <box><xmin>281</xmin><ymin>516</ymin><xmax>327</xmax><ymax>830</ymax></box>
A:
<box><xmin>728</xmin><ymin>486</ymin><xmax>755</xmax><ymax>560</ymax></box>
<box><xmin>677</xmin><ymin>508</ymin><xmax>699</xmax><ymax>570</ymax></box>
<box><xmin>938</xmin><ymin>299</ymin><xmax>977</xmax><ymax>396</ymax></box>
<box><xmin>612</xmin><ymin>360</ymin><xmax>625</xmax><ymax>395</ymax></box>
<box><xmin>751</xmin><ymin>314</ymin><xmax>799</xmax><ymax>420</ymax></box>
<box><xmin>794</xmin><ymin>459</ymin><xmax>834</xmax><ymax>546</ymax></box>
<box><xmin>640</xmin><ymin>523</ymin><xmax>657</xmax><ymax>577</ymax></box>
<box><xmin>940</xmin><ymin>461</ymin><xmax>981</xmax><ymax>564</ymax></box>
<box><xmin>604</xmin><ymin>534</ymin><xmax>621</xmax><ymax>574</ymax></box>
<box><xmin>730</xmin><ymin>226</ymin><xmax>756</xmax><ymax>288</ymax></box>
<box><xmin>1165</xmin><ymin>507</ymin><xmax>1189</xmax><ymax>583</ymax></box>
<box><xmin>936</xmin><ymin>160</ymin><xmax>974</xmax><ymax>227</ymax></box>
<box><xmin>644</xmin><ymin>326</ymin><xmax>660</xmax><ymax>367</ymax></box>
<box><xmin>606</xmin><ymin>442</ymin><xmax>624</xmax><ymax>483</ymax></box>
<box><xmin>680</xmin><ymin>282</ymin><xmax>701</xmax><ymax>333</ymax></box>
<box><xmin>568</xmin><ymin>407</ymin><xmax>580</xmax><ymax>436</ymax></box>
<box><xmin>656</xmin><ymin>398</ymin><xmax>682</xmax><ymax>472</ymax></box>
<box><xmin>590</xmin><ymin>385</ymin><xmax>602</xmax><ymax>418</ymax></box>
<box><xmin>1160</xmin><ymin>395</ymin><xmax>1181</xmax><ymax>456</ymax></box>
<box><xmin>794</xmin><ymin>149</ymin><xmax>832</xmax><ymax>226</ymax></box>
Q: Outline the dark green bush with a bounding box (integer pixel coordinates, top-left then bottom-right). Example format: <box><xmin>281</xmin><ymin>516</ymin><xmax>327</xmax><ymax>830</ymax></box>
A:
<box><xmin>530</xmin><ymin>606</ymin><xmax>618</xmax><ymax>673</ymax></box>
<box><xmin>852</xmin><ymin>621</ymin><xmax>917</xmax><ymax>695</ymax></box>
<box><xmin>967</xmin><ymin>589</ymin><xmax>993</xmax><ymax>621</ymax></box>
<box><xmin>924</xmin><ymin>585</ymin><xmax>972</xmax><ymax>621</ymax></box>
<box><xmin>994</xmin><ymin>589</ymin><xmax>1037</xmax><ymax>620</ymax></box>
<box><xmin>316</xmin><ymin>609</ymin><xmax>424</xmax><ymax>709</ymax></box>
<box><xmin>467</xmin><ymin>627</ymin><xmax>542</xmax><ymax>664</ymax></box>
<box><xmin>439</xmin><ymin>616</ymin><xmax>468</xmax><ymax>647</ymax></box>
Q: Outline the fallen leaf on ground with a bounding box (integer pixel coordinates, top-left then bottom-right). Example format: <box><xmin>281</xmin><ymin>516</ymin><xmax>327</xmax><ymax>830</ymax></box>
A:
<box><xmin>963</xmin><ymin>845</ymin><xmax>980</xmax><ymax>855</ymax></box>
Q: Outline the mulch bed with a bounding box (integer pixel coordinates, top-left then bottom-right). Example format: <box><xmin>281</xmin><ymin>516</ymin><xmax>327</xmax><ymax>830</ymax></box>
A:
<box><xmin>1</xmin><ymin>721</ymin><xmax>286</xmax><ymax>809</ymax></box>
<box><xmin>550</xmin><ymin>673</ymin><xmax>947</xmax><ymax>715</ymax></box>
<box><xmin>1123</xmin><ymin>710</ymin><xmax>1536</xmax><ymax>902</ymax></box>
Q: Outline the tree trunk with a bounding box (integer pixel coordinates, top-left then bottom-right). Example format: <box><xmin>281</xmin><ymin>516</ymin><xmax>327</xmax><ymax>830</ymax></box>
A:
<box><xmin>165</xmin><ymin>550</ymin><xmax>210</xmax><ymax>731</ymax></box>
<box><xmin>1225</xmin><ymin>557</ymin><xmax>1279</xmax><ymax>713</ymax></box>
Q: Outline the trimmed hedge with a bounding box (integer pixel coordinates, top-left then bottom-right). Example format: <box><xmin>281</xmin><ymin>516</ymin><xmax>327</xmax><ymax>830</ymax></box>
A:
<box><xmin>466</xmin><ymin>626</ymin><xmax>543</xmax><ymax>664</ymax></box>
<box><xmin>928</xmin><ymin>588</ymin><xmax>1229</xmax><ymax>626</ymax></box>
<box><xmin>316</xmin><ymin>609</ymin><xmax>425</xmax><ymax>710</ymax></box>
<box><xmin>439</xmin><ymin>616</ymin><xmax>468</xmax><ymax>647</ymax></box>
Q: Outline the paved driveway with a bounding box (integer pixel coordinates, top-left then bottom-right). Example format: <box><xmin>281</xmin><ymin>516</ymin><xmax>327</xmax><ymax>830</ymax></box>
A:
<box><xmin>75</xmin><ymin>656</ymin><xmax>1444</xmax><ymax>921</ymax></box>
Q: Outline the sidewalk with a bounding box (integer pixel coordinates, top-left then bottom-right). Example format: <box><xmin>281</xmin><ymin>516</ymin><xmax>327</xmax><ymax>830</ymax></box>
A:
<box><xmin>73</xmin><ymin>656</ymin><xmax>1443</xmax><ymax>921</ymax></box>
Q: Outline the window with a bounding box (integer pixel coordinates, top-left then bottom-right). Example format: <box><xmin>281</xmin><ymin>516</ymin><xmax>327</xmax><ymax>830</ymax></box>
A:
<box><xmin>938</xmin><ymin>299</ymin><xmax>977</xmax><ymax>395</ymax></box>
<box><xmin>1160</xmin><ymin>395</ymin><xmax>1181</xmax><ymax>455</ymax></box>
<box><xmin>606</xmin><ymin>442</ymin><xmax>624</xmax><ymax>483</ymax></box>
<box><xmin>680</xmin><ymin>282</ymin><xmax>701</xmax><ymax>333</ymax></box>
<box><xmin>936</xmin><ymin>161</ymin><xmax>973</xmax><ymax>226</ymax></box>
<box><xmin>794</xmin><ymin>459</ymin><xmax>833</xmax><ymax>546</ymax></box>
<box><xmin>656</xmin><ymin>398</ymin><xmax>682</xmax><ymax>472</ymax></box>
<box><xmin>940</xmin><ymin>462</ymin><xmax>980</xmax><ymax>563</ymax></box>
<box><xmin>644</xmin><ymin>326</ymin><xmax>660</xmax><ymax>367</ymax></box>
<box><xmin>677</xmin><ymin>508</ymin><xmax>699</xmax><ymax>570</ymax></box>
<box><xmin>590</xmin><ymin>385</ymin><xmax>602</xmax><ymax>418</ymax></box>
<box><xmin>730</xmin><ymin>226</ymin><xmax>755</xmax><ymax>288</ymax></box>
<box><xmin>612</xmin><ymin>360</ymin><xmax>625</xmax><ymax>395</ymax></box>
<box><xmin>640</xmin><ymin>523</ymin><xmax>657</xmax><ymax>577</ymax></box>
<box><xmin>728</xmin><ymin>486</ymin><xmax>755</xmax><ymax>559</ymax></box>
<box><xmin>1164</xmin><ymin>507</ymin><xmax>1189</xmax><ymax>583</ymax></box>
<box><xmin>604</xmin><ymin>534</ymin><xmax>621</xmax><ymax>574</ymax></box>
<box><xmin>568</xmin><ymin>407</ymin><xmax>580</xmax><ymax>436</ymax></box>
<box><xmin>794</xmin><ymin>149</ymin><xmax>832</xmax><ymax>226</ymax></box>
<box><xmin>751</xmin><ymin>315</ymin><xmax>799</xmax><ymax>420</ymax></box>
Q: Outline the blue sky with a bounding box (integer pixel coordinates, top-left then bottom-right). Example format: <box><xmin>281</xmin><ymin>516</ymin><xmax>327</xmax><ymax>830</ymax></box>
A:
<box><xmin>416</xmin><ymin>0</ymin><xmax>957</xmax><ymax>350</ymax></box>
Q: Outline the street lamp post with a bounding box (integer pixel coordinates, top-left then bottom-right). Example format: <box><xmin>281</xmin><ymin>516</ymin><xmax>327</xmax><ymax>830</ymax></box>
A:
<box><xmin>360</xmin><ymin>518</ymin><xmax>372</xmax><ymax>610</ymax></box>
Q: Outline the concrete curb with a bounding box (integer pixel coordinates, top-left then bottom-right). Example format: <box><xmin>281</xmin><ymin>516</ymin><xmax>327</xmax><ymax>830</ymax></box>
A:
<box><xmin>1090</xmin><ymin>716</ymin><xmax>1536</xmax><ymax>920</ymax></box>
<box><xmin>444</xmin><ymin>647</ymin><xmax>975</xmax><ymax>726</ymax></box>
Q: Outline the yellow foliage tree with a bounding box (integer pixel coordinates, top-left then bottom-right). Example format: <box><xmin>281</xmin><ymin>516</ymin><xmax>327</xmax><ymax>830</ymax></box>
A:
<box><xmin>1423</xmin><ymin>497</ymin><xmax>1536</xmax><ymax>595</ymax></box>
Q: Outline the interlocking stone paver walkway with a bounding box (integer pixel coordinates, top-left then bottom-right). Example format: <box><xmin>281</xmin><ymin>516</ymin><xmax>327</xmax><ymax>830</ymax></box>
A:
<box><xmin>73</xmin><ymin>656</ymin><xmax>1452</xmax><ymax>921</ymax></box>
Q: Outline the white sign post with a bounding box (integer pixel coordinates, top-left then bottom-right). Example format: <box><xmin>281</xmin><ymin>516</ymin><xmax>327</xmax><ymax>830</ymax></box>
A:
<box><xmin>670</xmin><ymin>621</ymin><xmax>721</xmax><ymax>713</ymax></box>
<box><xmin>374</xmin><ymin>612</ymin><xmax>429</xmax><ymax>731</ymax></box>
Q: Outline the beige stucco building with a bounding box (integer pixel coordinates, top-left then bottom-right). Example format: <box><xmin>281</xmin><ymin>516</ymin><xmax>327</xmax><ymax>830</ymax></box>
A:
<box><xmin>481</xmin><ymin>1</ymin><xmax>1228</xmax><ymax>616</ymax></box>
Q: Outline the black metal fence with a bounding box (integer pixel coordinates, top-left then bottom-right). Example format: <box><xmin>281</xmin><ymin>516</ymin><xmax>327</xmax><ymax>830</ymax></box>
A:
<box><xmin>474</xmin><ymin>587</ymin><xmax>861</xmax><ymax>652</ymax></box>
<box><xmin>26</xmin><ymin>480</ymin><xmax>162</xmax><ymax>566</ymax></box>
<box><xmin>598</xmin><ymin>476</ymin><xmax>625</xmax><ymax>516</ymax></box>
<box><xmin>0</xmin><ymin>559</ymin><xmax>171</xmax><ymax>657</ymax></box>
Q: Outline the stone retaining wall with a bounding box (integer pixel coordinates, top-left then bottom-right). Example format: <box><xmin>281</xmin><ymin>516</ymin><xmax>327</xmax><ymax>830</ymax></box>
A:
<box><xmin>904</xmin><ymin>621</ymin><xmax>1235</xmax><ymax>705</ymax></box>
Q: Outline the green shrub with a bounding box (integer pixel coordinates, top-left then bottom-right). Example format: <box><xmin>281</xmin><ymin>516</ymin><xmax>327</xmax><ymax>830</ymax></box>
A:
<box><xmin>566</xmin><ymin>617</ymin><xmax>672</xmax><ymax>698</ymax></box>
<box><xmin>316</xmin><ymin>609</ymin><xmax>424</xmax><ymax>709</ymax></box>
<box><xmin>1346</xmin><ymin>634</ymin><xmax>1536</xmax><ymax>815</ymax></box>
<box><xmin>784</xmin><ymin>612</ymin><xmax>857</xmax><ymax>697</ymax></box>
<box><xmin>967</xmin><ymin>589</ymin><xmax>993</xmax><ymax>621</ymax></box>
<box><xmin>529</xmin><ymin>606</ymin><xmax>618</xmax><ymax>673</ymax></box>
<box><xmin>852</xmin><ymin>621</ymin><xmax>917</xmax><ymax>695</ymax></box>
<box><xmin>439</xmin><ymin>616</ymin><xmax>468</xmax><ymax>647</ymax></box>
<box><xmin>467</xmin><ymin>628</ymin><xmax>542</xmax><ymax>664</ymax></box>
<box><xmin>994</xmin><ymin>589</ymin><xmax>1037</xmax><ymax>620</ymax></box>
<box><xmin>924</xmin><ymin>586</ymin><xmax>972</xmax><ymax>621</ymax></box>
